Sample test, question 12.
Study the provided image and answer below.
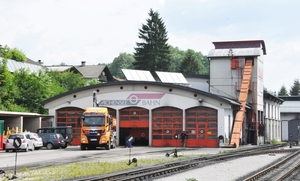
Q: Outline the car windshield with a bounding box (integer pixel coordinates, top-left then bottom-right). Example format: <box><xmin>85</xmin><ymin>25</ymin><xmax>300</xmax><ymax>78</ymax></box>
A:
<box><xmin>83</xmin><ymin>116</ymin><xmax>105</xmax><ymax>126</ymax></box>
<box><xmin>9</xmin><ymin>134</ymin><xmax>24</xmax><ymax>139</ymax></box>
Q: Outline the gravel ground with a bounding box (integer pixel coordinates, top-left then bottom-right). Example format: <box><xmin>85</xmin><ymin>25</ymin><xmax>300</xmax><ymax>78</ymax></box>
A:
<box><xmin>154</xmin><ymin>147</ymin><xmax>297</xmax><ymax>181</ymax></box>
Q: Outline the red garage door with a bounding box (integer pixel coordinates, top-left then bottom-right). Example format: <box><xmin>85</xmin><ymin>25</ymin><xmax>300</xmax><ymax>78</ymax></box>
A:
<box><xmin>152</xmin><ymin>107</ymin><xmax>183</xmax><ymax>147</ymax></box>
<box><xmin>56</xmin><ymin>107</ymin><xmax>83</xmax><ymax>145</ymax></box>
<box><xmin>185</xmin><ymin>107</ymin><xmax>218</xmax><ymax>147</ymax></box>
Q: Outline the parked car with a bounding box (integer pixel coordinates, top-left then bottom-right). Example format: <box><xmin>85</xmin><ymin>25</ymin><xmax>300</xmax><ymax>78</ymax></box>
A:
<box><xmin>38</xmin><ymin>133</ymin><xmax>66</xmax><ymax>149</ymax></box>
<box><xmin>37</xmin><ymin>126</ymin><xmax>73</xmax><ymax>148</ymax></box>
<box><xmin>27</xmin><ymin>132</ymin><xmax>43</xmax><ymax>150</ymax></box>
<box><xmin>5</xmin><ymin>133</ymin><xmax>34</xmax><ymax>152</ymax></box>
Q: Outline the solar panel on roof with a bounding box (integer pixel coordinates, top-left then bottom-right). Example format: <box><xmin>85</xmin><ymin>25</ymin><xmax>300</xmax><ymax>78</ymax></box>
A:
<box><xmin>121</xmin><ymin>69</ymin><xmax>155</xmax><ymax>82</ymax></box>
<box><xmin>156</xmin><ymin>71</ymin><xmax>189</xmax><ymax>84</ymax></box>
<box><xmin>2</xmin><ymin>58</ymin><xmax>43</xmax><ymax>73</ymax></box>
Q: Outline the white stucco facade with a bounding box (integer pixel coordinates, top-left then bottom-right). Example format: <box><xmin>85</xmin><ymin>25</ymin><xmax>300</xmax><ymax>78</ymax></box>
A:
<box><xmin>43</xmin><ymin>81</ymin><xmax>238</xmax><ymax>147</ymax></box>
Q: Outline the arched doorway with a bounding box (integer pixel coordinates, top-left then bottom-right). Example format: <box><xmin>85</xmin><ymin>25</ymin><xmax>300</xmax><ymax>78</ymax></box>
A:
<box><xmin>56</xmin><ymin>107</ymin><xmax>83</xmax><ymax>145</ymax></box>
<box><xmin>119</xmin><ymin>107</ymin><xmax>149</xmax><ymax>146</ymax></box>
<box><xmin>185</xmin><ymin>106</ymin><xmax>218</xmax><ymax>147</ymax></box>
<box><xmin>152</xmin><ymin>107</ymin><xmax>183</xmax><ymax>147</ymax></box>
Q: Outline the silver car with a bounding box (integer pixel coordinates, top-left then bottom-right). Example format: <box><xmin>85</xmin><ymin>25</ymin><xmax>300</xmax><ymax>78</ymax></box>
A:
<box><xmin>5</xmin><ymin>133</ymin><xmax>34</xmax><ymax>152</ymax></box>
<box><xmin>28</xmin><ymin>132</ymin><xmax>43</xmax><ymax>150</ymax></box>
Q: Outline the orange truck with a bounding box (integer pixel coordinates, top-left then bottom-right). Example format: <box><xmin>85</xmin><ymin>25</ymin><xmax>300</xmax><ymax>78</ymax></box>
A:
<box><xmin>79</xmin><ymin>92</ymin><xmax>117</xmax><ymax>150</ymax></box>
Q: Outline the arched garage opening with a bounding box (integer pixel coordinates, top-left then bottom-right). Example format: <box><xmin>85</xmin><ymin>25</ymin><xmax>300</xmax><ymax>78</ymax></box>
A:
<box><xmin>119</xmin><ymin>107</ymin><xmax>149</xmax><ymax>146</ymax></box>
<box><xmin>185</xmin><ymin>106</ymin><xmax>218</xmax><ymax>147</ymax></box>
<box><xmin>56</xmin><ymin>107</ymin><xmax>83</xmax><ymax>145</ymax></box>
<box><xmin>152</xmin><ymin>107</ymin><xmax>183</xmax><ymax>147</ymax></box>
<box><xmin>56</xmin><ymin>107</ymin><xmax>117</xmax><ymax>146</ymax></box>
<box><xmin>108</xmin><ymin>108</ymin><xmax>117</xmax><ymax>119</ymax></box>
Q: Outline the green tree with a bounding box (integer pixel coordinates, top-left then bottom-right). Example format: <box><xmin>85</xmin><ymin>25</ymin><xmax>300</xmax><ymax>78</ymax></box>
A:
<box><xmin>47</xmin><ymin>70</ymin><xmax>86</xmax><ymax>91</ymax></box>
<box><xmin>60</xmin><ymin>62</ymin><xmax>68</xmax><ymax>66</ymax></box>
<box><xmin>0</xmin><ymin>59</ymin><xmax>5</xmax><ymax>86</ymax></box>
<box><xmin>278</xmin><ymin>85</ymin><xmax>288</xmax><ymax>96</ymax></box>
<box><xmin>179</xmin><ymin>49</ymin><xmax>200</xmax><ymax>74</ymax></box>
<box><xmin>0</xmin><ymin>44</ymin><xmax>27</xmax><ymax>110</ymax></box>
<box><xmin>169</xmin><ymin>46</ymin><xmax>185</xmax><ymax>72</ymax></box>
<box><xmin>0</xmin><ymin>48</ymin><xmax>18</xmax><ymax>111</ymax></box>
<box><xmin>13</xmin><ymin>69</ymin><xmax>53</xmax><ymax>113</ymax></box>
<box><xmin>133</xmin><ymin>8</ymin><xmax>171</xmax><ymax>75</ymax></box>
<box><xmin>194</xmin><ymin>52</ymin><xmax>209</xmax><ymax>74</ymax></box>
<box><xmin>289</xmin><ymin>79</ymin><xmax>300</xmax><ymax>95</ymax></box>
<box><xmin>168</xmin><ymin>46</ymin><xmax>209</xmax><ymax>74</ymax></box>
<box><xmin>86</xmin><ymin>78</ymin><xmax>101</xmax><ymax>86</ymax></box>
<box><xmin>108</xmin><ymin>53</ymin><xmax>135</xmax><ymax>78</ymax></box>
<box><xmin>0</xmin><ymin>45</ymin><xmax>26</xmax><ymax>62</ymax></box>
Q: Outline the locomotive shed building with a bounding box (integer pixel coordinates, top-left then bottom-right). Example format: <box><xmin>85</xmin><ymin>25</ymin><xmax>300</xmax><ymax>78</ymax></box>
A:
<box><xmin>0</xmin><ymin>40</ymin><xmax>284</xmax><ymax>148</ymax></box>
<box><xmin>41</xmin><ymin>40</ymin><xmax>283</xmax><ymax>148</ymax></box>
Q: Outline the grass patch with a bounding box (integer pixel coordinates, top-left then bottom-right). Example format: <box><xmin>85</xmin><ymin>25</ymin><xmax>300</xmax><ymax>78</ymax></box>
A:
<box><xmin>271</xmin><ymin>139</ymin><xmax>284</xmax><ymax>144</ymax></box>
<box><xmin>219</xmin><ymin>150</ymin><xmax>227</xmax><ymax>154</ymax></box>
<box><xmin>3</xmin><ymin>153</ymin><xmax>201</xmax><ymax>181</ymax></box>
<box><xmin>186</xmin><ymin>178</ymin><xmax>198</xmax><ymax>181</ymax></box>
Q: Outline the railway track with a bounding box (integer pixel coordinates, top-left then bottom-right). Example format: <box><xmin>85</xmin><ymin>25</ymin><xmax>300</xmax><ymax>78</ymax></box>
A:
<box><xmin>243</xmin><ymin>149</ymin><xmax>300</xmax><ymax>181</ymax></box>
<box><xmin>72</xmin><ymin>144</ymin><xmax>296</xmax><ymax>181</ymax></box>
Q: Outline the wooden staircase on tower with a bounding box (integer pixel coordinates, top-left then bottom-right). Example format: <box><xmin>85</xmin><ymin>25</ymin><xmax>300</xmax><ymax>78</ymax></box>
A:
<box><xmin>230</xmin><ymin>59</ymin><xmax>253</xmax><ymax>148</ymax></box>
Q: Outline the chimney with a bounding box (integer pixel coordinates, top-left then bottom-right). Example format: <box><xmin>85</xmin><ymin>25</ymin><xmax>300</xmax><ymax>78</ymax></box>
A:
<box><xmin>38</xmin><ymin>60</ymin><xmax>43</xmax><ymax>65</ymax></box>
<box><xmin>81</xmin><ymin>61</ymin><xmax>86</xmax><ymax>66</ymax></box>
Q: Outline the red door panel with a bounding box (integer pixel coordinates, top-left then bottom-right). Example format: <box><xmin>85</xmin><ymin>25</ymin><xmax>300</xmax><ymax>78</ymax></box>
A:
<box><xmin>186</xmin><ymin>107</ymin><xmax>218</xmax><ymax>148</ymax></box>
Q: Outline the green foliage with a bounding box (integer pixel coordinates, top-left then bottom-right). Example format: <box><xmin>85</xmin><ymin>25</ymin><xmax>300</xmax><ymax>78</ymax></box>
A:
<box><xmin>0</xmin><ymin>45</ymin><xmax>26</xmax><ymax>62</ymax></box>
<box><xmin>195</xmin><ymin>53</ymin><xmax>209</xmax><ymax>74</ymax></box>
<box><xmin>47</xmin><ymin>70</ymin><xmax>86</xmax><ymax>91</ymax></box>
<box><xmin>0</xmin><ymin>58</ymin><xmax>88</xmax><ymax>114</ymax></box>
<box><xmin>169</xmin><ymin>46</ymin><xmax>185</xmax><ymax>72</ymax></box>
<box><xmin>0</xmin><ymin>60</ymin><xmax>6</xmax><ymax>86</ymax></box>
<box><xmin>180</xmin><ymin>49</ymin><xmax>200</xmax><ymax>74</ymax></box>
<box><xmin>133</xmin><ymin>8</ymin><xmax>171</xmax><ymax>75</ymax></box>
<box><xmin>0</xmin><ymin>57</ymin><xmax>18</xmax><ymax>111</ymax></box>
<box><xmin>86</xmin><ymin>78</ymin><xmax>101</xmax><ymax>86</ymax></box>
<box><xmin>219</xmin><ymin>150</ymin><xmax>227</xmax><ymax>153</ymax></box>
<box><xmin>168</xmin><ymin>46</ymin><xmax>208</xmax><ymax>74</ymax></box>
<box><xmin>271</xmin><ymin>139</ymin><xmax>283</xmax><ymax>144</ymax></box>
<box><xmin>60</xmin><ymin>62</ymin><xmax>68</xmax><ymax>66</ymax></box>
<box><xmin>278</xmin><ymin>85</ymin><xmax>288</xmax><ymax>96</ymax></box>
<box><xmin>186</xmin><ymin>178</ymin><xmax>198</xmax><ymax>181</ymax></box>
<box><xmin>108</xmin><ymin>53</ymin><xmax>135</xmax><ymax>78</ymax></box>
<box><xmin>13</xmin><ymin>69</ymin><xmax>56</xmax><ymax>114</ymax></box>
<box><xmin>289</xmin><ymin>79</ymin><xmax>300</xmax><ymax>96</ymax></box>
<box><xmin>8</xmin><ymin>48</ymin><xmax>27</xmax><ymax>62</ymax></box>
<box><xmin>0</xmin><ymin>45</ymin><xmax>10</xmax><ymax>58</ymax></box>
<box><xmin>10</xmin><ymin>157</ymin><xmax>179</xmax><ymax>180</ymax></box>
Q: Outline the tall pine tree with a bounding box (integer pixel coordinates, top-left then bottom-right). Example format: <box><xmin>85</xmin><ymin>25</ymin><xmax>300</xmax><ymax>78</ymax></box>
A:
<box><xmin>278</xmin><ymin>85</ymin><xmax>288</xmax><ymax>96</ymax></box>
<box><xmin>133</xmin><ymin>9</ymin><xmax>171</xmax><ymax>75</ymax></box>
<box><xmin>289</xmin><ymin>79</ymin><xmax>300</xmax><ymax>95</ymax></box>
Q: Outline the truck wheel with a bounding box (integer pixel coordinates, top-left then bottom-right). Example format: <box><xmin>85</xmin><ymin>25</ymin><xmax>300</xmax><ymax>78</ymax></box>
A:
<box><xmin>105</xmin><ymin>140</ymin><xmax>110</xmax><ymax>150</ymax></box>
<box><xmin>80</xmin><ymin>145</ymin><xmax>86</xmax><ymax>150</ymax></box>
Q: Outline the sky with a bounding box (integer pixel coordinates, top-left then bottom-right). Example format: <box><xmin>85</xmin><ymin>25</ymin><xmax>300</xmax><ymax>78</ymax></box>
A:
<box><xmin>0</xmin><ymin>0</ymin><xmax>300</xmax><ymax>93</ymax></box>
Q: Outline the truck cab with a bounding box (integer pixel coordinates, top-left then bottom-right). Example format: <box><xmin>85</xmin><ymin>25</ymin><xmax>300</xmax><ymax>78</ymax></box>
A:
<box><xmin>79</xmin><ymin>107</ymin><xmax>116</xmax><ymax>150</ymax></box>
